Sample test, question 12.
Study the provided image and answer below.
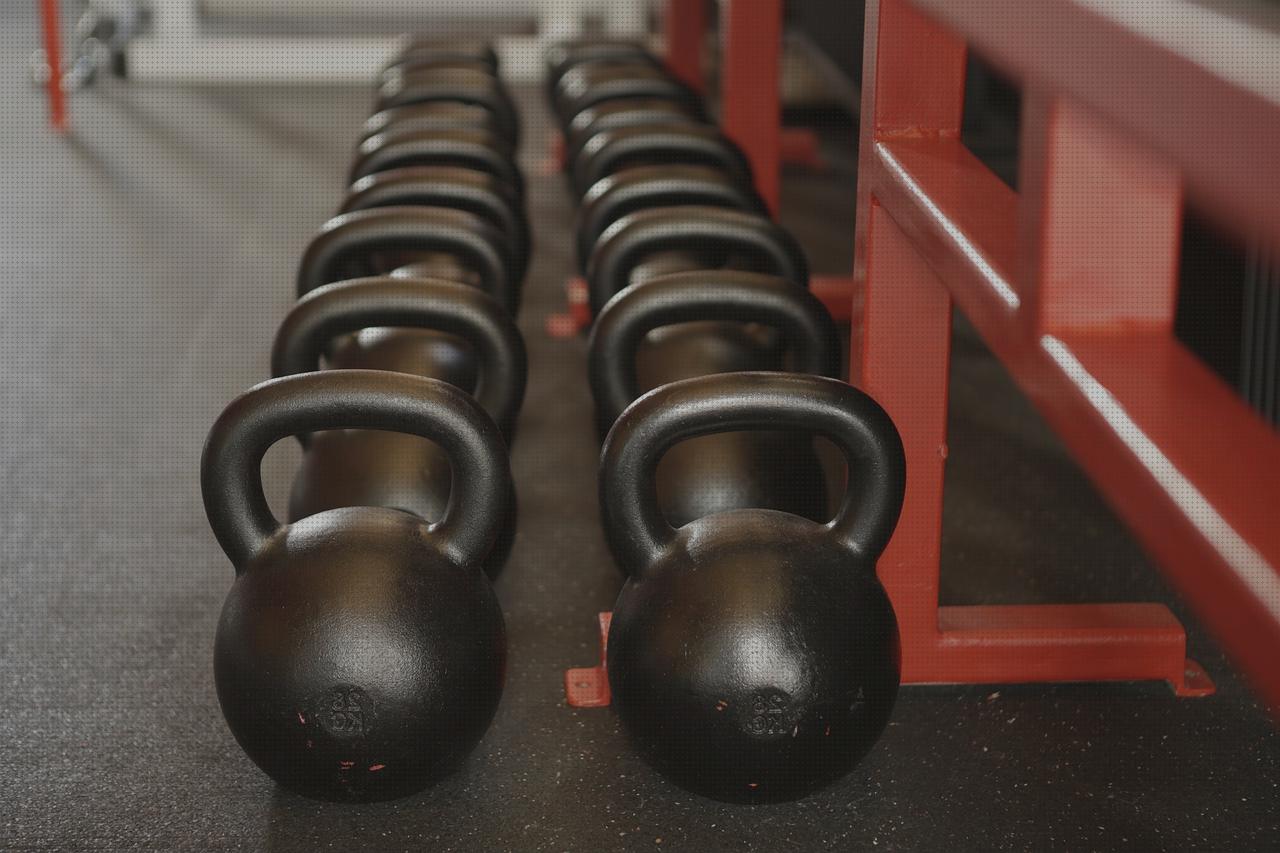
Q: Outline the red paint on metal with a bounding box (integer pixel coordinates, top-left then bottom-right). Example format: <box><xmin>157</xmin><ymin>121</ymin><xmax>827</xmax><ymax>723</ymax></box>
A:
<box><xmin>719</xmin><ymin>0</ymin><xmax>783</xmax><ymax>214</ymax></box>
<box><xmin>844</xmin><ymin>0</ymin><xmax>1280</xmax><ymax>708</ymax></box>
<box><xmin>38</xmin><ymin>0</ymin><xmax>66</xmax><ymax>131</ymax></box>
<box><xmin>664</xmin><ymin>0</ymin><xmax>707</xmax><ymax>93</ymax></box>
<box><xmin>810</xmin><ymin>275</ymin><xmax>854</xmax><ymax>324</ymax></box>
<box><xmin>780</xmin><ymin>128</ymin><xmax>825</xmax><ymax>170</ymax></box>
<box><xmin>564</xmin><ymin>612</ymin><xmax>612</xmax><ymax>708</ymax></box>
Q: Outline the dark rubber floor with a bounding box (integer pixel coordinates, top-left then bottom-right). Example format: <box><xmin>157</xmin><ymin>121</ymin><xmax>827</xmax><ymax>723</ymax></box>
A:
<box><xmin>1</xmin><ymin>18</ymin><xmax>1276</xmax><ymax>852</ymax></box>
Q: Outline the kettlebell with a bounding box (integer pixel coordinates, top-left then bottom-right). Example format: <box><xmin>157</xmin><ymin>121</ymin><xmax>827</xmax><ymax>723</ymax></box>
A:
<box><xmin>590</xmin><ymin>270</ymin><xmax>840</xmax><ymax>529</ymax></box>
<box><xmin>296</xmin><ymin>206</ymin><xmax>519</xmax><ymax>313</ymax></box>
<box><xmin>376</xmin><ymin>67</ymin><xmax>519</xmax><ymax>144</ymax></box>
<box><xmin>575</xmin><ymin>164</ymin><xmax>765</xmax><ymax>273</ymax></box>
<box><xmin>564</xmin><ymin>97</ymin><xmax>705</xmax><ymax>166</ymax></box>
<box><xmin>272</xmin><ymin>277</ymin><xmax>524</xmax><ymax>577</ymax></box>
<box><xmin>204</xmin><ymin>370</ymin><xmax>509</xmax><ymax>802</ymax></box>
<box><xmin>601</xmin><ymin>372</ymin><xmax>905</xmax><ymax>803</ymax></box>
<box><xmin>341</xmin><ymin>166</ymin><xmax>529</xmax><ymax>283</ymax></box>
<box><xmin>554</xmin><ymin>61</ymin><xmax>698</xmax><ymax>127</ymax></box>
<box><xmin>350</xmin><ymin>127</ymin><xmax>523</xmax><ymax>197</ymax></box>
<box><xmin>571</xmin><ymin>123</ymin><xmax>753</xmax><ymax>198</ymax></box>
<box><xmin>586</xmin><ymin>205</ymin><xmax>809</xmax><ymax>316</ymax></box>
<box><xmin>362</xmin><ymin>102</ymin><xmax>509</xmax><ymax>146</ymax></box>
<box><xmin>545</xmin><ymin>40</ymin><xmax>654</xmax><ymax>100</ymax></box>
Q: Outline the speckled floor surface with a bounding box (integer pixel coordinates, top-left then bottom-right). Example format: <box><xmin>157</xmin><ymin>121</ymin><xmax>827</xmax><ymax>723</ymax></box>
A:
<box><xmin>1</xmin><ymin>15</ymin><xmax>1277</xmax><ymax>852</ymax></box>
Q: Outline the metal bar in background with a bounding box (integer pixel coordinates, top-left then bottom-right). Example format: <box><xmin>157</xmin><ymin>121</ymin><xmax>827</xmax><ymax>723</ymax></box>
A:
<box><xmin>664</xmin><ymin>0</ymin><xmax>706</xmax><ymax>92</ymax></box>
<box><xmin>38</xmin><ymin>0</ymin><xmax>66</xmax><ymax>131</ymax></box>
<box><xmin>719</xmin><ymin>0</ymin><xmax>783</xmax><ymax>214</ymax></box>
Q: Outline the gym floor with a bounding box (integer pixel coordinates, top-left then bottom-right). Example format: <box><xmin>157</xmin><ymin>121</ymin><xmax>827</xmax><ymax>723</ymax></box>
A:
<box><xmin>2</xmin><ymin>17</ymin><xmax>1277</xmax><ymax>852</ymax></box>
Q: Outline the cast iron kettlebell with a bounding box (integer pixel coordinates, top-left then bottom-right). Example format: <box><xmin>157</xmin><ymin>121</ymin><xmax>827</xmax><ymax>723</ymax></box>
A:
<box><xmin>362</xmin><ymin>102</ymin><xmax>508</xmax><ymax>146</ymax></box>
<box><xmin>586</xmin><ymin>205</ymin><xmax>808</xmax><ymax>315</ymax></box>
<box><xmin>272</xmin><ymin>277</ymin><xmax>524</xmax><ymax>577</ymax></box>
<box><xmin>589</xmin><ymin>270</ymin><xmax>840</xmax><ymax>528</ymax></box>
<box><xmin>571</xmin><ymin>123</ymin><xmax>753</xmax><ymax>198</ymax></box>
<box><xmin>376</xmin><ymin>66</ymin><xmax>519</xmax><ymax>142</ymax></box>
<box><xmin>341</xmin><ymin>166</ymin><xmax>529</xmax><ymax>283</ymax></box>
<box><xmin>575</xmin><ymin>164</ymin><xmax>765</xmax><ymax>273</ymax></box>
<box><xmin>203</xmin><ymin>370</ymin><xmax>509</xmax><ymax>802</ymax></box>
<box><xmin>349</xmin><ymin>127</ymin><xmax>523</xmax><ymax>197</ymax></box>
<box><xmin>564</xmin><ymin>97</ymin><xmax>705</xmax><ymax>166</ymax></box>
<box><xmin>601</xmin><ymin>372</ymin><xmax>905</xmax><ymax>803</ymax></box>
<box><xmin>296</xmin><ymin>206</ymin><xmax>518</xmax><ymax>313</ymax></box>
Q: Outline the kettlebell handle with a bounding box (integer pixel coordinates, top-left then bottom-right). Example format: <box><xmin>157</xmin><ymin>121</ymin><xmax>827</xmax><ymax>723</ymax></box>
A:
<box><xmin>295</xmin><ymin>207</ymin><xmax>517</xmax><ymax>314</ymax></box>
<box><xmin>585</xmin><ymin>206</ymin><xmax>809</xmax><ymax>316</ymax></box>
<box><xmin>201</xmin><ymin>370</ymin><xmax>508</xmax><ymax>573</ymax></box>
<box><xmin>588</xmin><ymin>270</ymin><xmax>841</xmax><ymax>435</ymax></box>
<box><xmin>574</xmin><ymin>164</ymin><xmax>765</xmax><ymax>273</ymax></box>
<box><xmin>572</xmin><ymin>124</ymin><xmax>753</xmax><ymax>197</ymax></box>
<box><xmin>600</xmin><ymin>372</ymin><xmax>906</xmax><ymax>576</ymax></box>
<box><xmin>271</xmin><ymin>277</ymin><xmax>526</xmax><ymax>437</ymax></box>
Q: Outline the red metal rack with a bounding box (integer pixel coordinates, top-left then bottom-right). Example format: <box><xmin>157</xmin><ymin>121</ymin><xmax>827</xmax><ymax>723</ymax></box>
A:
<box><xmin>39</xmin><ymin>0</ymin><xmax>67</xmax><ymax>131</ymax></box>
<box><xmin>568</xmin><ymin>0</ymin><xmax>1280</xmax><ymax>710</ymax></box>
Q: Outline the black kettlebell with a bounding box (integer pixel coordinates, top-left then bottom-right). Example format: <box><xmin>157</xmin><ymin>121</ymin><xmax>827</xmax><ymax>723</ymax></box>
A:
<box><xmin>272</xmin><ymin>277</ymin><xmax>524</xmax><ymax>577</ymax></box>
<box><xmin>554</xmin><ymin>61</ymin><xmax>698</xmax><ymax>128</ymax></box>
<box><xmin>575</xmin><ymin>164</ymin><xmax>765</xmax><ymax>273</ymax></box>
<box><xmin>350</xmin><ymin>127</ymin><xmax>523</xmax><ymax>197</ymax></box>
<box><xmin>341</xmin><ymin>166</ymin><xmax>529</xmax><ymax>283</ymax></box>
<box><xmin>586</xmin><ymin>205</ymin><xmax>809</xmax><ymax>316</ymax></box>
<box><xmin>601</xmin><ymin>372</ymin><xmax>905</xmax><ymax>803</ymax></box>
<box><xmin>296</xmin><ymin>206</ymin><xmax>518</xmax><ymax>313</ymax></box>
<box><xmin>571</xmin><ymin>123</ymin><xmax>752</xmax><ymax>198</ymax></box>
<box><xmin>545</xmin><ymin>39</ymin><xmax>654</xmax><ymax>99</ymax></box>
<box><xmin>590</xmin><ymin>270</ymin><xmax>840</xmax><ymax>528</ymax></box>
<box><xmin>362</xmin><ymin>102</ymin><xmax>509</xmax><ymax>146</ymax></box>
<box><xmin>376</xmin><ymin>67</ymin><xmax>519</xmax><ymax>144</ymax></box>
<box><xmin>204</xmin><ymin>370</ymin><xmax>509</xmax><ymax>802</ymax></box>
<box><xmin>564</xmin><ymin>97</ymin><xmax>705</xmax><ymax>166</ymax></box>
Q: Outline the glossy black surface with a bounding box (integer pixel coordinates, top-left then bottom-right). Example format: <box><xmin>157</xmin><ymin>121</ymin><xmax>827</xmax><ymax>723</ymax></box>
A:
<box><xmin>585</xmin><ymin>205</ymin><xmax>809</xmax><ymax>315</ymax></box>
<box><xmin>203</xmin><ymin>371</ymin><xmax>510</xmax><ymax>801</ymax></box>
<box><xmin>601</xmin><ymin>373</ymin><xmax>906</xmax><ymax>803</ymax></box>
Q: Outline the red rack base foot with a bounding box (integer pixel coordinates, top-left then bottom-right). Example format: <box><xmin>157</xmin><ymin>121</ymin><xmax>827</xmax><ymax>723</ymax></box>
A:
<box><xmin>564</xmin><ymin>612</ymin><xmax>612</xmax><ymax>708</ymax></box>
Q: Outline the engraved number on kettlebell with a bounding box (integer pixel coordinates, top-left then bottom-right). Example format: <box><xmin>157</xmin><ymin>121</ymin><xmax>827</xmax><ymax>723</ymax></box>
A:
<box><xmin>314</xmin><ymin>687</ymin><xmax>374</xmax><ymax>737</ymax></box>
<box><xmin>747</xmin><ymin>692</ymin><xmax>791</xmax><ymax>736</ymax></box>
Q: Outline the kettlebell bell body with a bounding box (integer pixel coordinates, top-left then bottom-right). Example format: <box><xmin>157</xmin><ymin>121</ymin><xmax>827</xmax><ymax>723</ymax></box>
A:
<box><xmin>204</xmin><ymin>370</ymin><xmax>510</xmax><ymax>802</ymax></box>
<box><xmin>600</xmin><ymin>372</ymin><xmax>906</xmax><ymax>803</ymax></box>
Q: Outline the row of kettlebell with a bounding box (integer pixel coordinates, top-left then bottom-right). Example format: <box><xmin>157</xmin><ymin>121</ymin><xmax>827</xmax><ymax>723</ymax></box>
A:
<box><xmin>549</xmin><ymin>41</ymin><xmax>910</xmax><ymax>803</ymax></box>
<box><xmin>202</xmin><ymin>38</ymin><xmax>529</xmax><ymax>802</ymax></box>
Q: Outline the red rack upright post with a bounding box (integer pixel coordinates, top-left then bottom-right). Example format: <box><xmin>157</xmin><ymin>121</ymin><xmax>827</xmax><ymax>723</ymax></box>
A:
<box><xmin>38</xmin><ymin>0</ymin><xmax>66</xmax><ymax>131</ymax></box>
<box><xmin>719</xmin><ymin>0</ymin><xmax>783</xmax><ymax>214</ymax></box>
<box><xmin>664</xmin><ymin>0</ymin><xmax>706</xmax><ymax>93</ymax></box>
